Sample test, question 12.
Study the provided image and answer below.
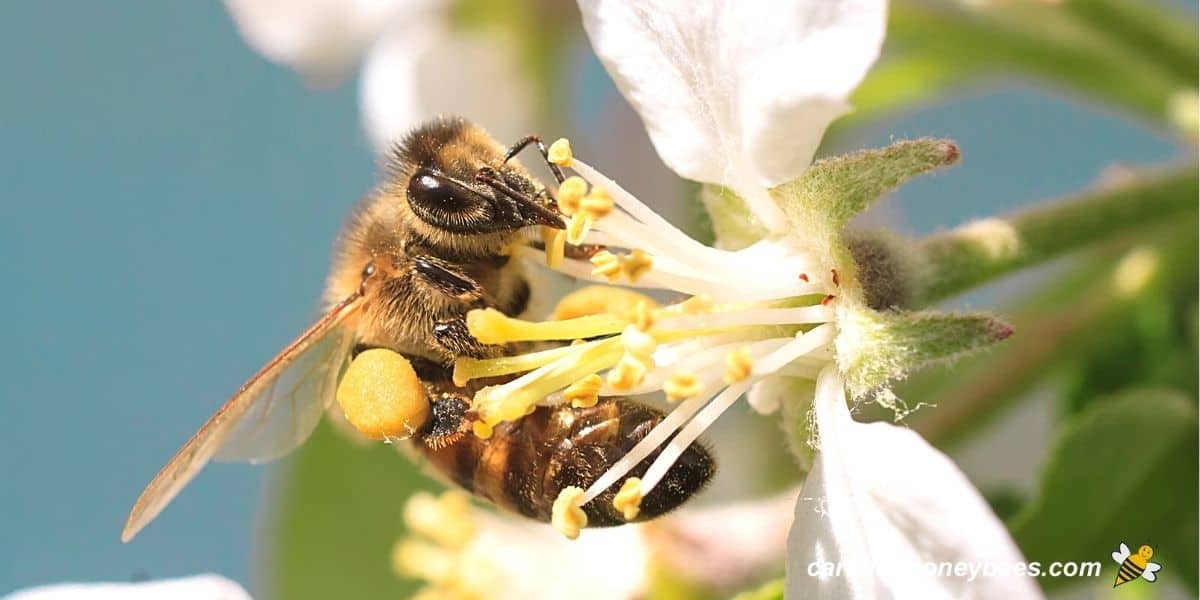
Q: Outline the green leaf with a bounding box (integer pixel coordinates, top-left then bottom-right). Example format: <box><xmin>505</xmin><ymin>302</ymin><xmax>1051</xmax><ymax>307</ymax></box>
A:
<box><xmin>260</xmin><ymin>421</ymin><xmax>438</xmax><ymax>600</ymax></box>
<box><xmin>1008</xmin><ymin>389</ymin><xmax>1199</xmax><ymax>590</ymax></box>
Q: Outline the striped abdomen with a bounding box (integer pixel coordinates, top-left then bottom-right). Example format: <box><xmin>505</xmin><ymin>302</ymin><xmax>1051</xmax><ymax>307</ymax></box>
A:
<box><xmin>1114</xmin><ymin>558</ymin><xmax>1145</xmax><ymax>587</ymax></box>
<box><xmin>415</xmin><ymin>397</ymin><xmax>714</xmax><ymax>526</ymax></box>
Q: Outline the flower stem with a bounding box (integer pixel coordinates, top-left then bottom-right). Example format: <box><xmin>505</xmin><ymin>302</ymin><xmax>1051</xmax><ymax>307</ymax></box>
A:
<box><xmin>901</xmin><ymin>227</ymin><xmax>1197</xmax><ymax>448</ymax></box>
<box><xmin>909</xmin><ymin>166</ymin><xmax>1197</xmax><ymax>308</ymax></box>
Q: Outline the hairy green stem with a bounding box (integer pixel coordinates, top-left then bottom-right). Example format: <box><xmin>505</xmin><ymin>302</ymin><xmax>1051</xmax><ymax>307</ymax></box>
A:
<box><xmin>901</xmin><ymin>227</ymin><xmax>1197</xmax><ymax>448</ymax></box>
<box><xmin>909</xmin><ymin>166</ymin><xmax>1197</xmax><ymax>308</ymax></box>
<box><xmin>1060</xmin><ymin>0</ymin><xmax>1198</xmax><ymax>87</ymax></box>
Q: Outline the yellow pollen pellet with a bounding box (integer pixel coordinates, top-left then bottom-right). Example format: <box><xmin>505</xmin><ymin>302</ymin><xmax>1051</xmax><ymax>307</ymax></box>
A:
<box><xmin>567</xmin><ymin>213</ymin><xmax>594</xmax><ymax>245</ymax></box>
<box><xmin>724</xmin><ymin>346</ymin><xmax>753</xmax><ymax>384</ymax></box>
<box><xmin>613</xmin><ymin>478</ymin><xmax>643</xmax><ymax>521</ymax></box>
<box><xmin>607</xmin><ymin>355</ymin><xmax>648</xmax><ymax>390</ymax></box>
<box><xmin>552</xmin><ymin>285</ymin><xmax>658</xmax><ymax>321</ymax></box>
<box><xmin>579</xmin><ymin>186</ymin><xmax>613</xmax><ymax>218</ymax></box>
<box><xmin>620</xmin><ymin>324</ymin><xmax>656</xmax><ymax>359</ymax></box>
<box><xmin>472</xmin><ymin>420</ymin><xmax>494</xmax><ymax>439</ymax></box>
<box><xmin>336</xmin><ymin>348</ymin><xmax>430</xmax><ymax>441</ymax></box>
<box><xmin>590</xmin><ymin>250</ymin><xmax>621</xmax><ymax>281</ymax></box>
<box><xmin>542</xmin><ymin>226</ymin><xmax>566</xmax><ymax>268</ymax></box>
<box><xmin>619</xmin><ymin>249</ymin><xmax>653</xmax><ymax>282</ymax></box>
<box><xmin>547</xmin><ymin>138</ymin><xmax>573</xmax><ymax>167</ymax></box>
<box><xmin>551</xmin><ymin>486</ymin><xmax>588</xmax><ymax>540</ymax></box>
<box><xmin>556</xmin><ymin>175</ymin><xmax>587</xmax><ymax>216</ymax></box>
<box><xmin>564</xmin><ymin>374</ymin><xmax>603</xmax><ymax>408</ymax></box>
<box><xmin>663</xmin><ymin>372</ymin><xmax>703</xmax><ymax>402</ymax></box>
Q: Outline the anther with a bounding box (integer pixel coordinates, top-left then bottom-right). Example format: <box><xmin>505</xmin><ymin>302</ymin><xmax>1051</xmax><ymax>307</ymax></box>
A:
<box><xmin>663</xmin><ymin>372</ymin><xmax>702</xmax><ymax>402</ymax></box>
<box><xmin>724</xmin><ymin>346</ymin><xmax>753</xmax><ymax>384</ymax></box>
<box><xmin>613</xmin><ymin>478</ymin><xmax>643</xmax><ymax>521</ymax></box>
<box><xmin>563</xmin><ymin>374</ymin><xmax>603</xmax><ymax>408</ymax></box>
<box><xmin>551</xmin><ymin>487</ymin><xmax>587</xmax><ymax>539</ymax></box>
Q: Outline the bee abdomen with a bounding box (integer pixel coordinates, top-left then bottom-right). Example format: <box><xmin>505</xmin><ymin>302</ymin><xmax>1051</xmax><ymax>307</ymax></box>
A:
<box><xmin>415</xmin><ymin>398</ymin><xmax>715</xmax><ymax>527</ymax></box>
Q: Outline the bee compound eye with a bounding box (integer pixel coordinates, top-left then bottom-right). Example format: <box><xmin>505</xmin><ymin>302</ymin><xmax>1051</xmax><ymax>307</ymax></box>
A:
<box><xmin>336</xmin><ymin>348</ymin><xmax>431</xmax><ymax>440</ymax></box>
<box><xmin>406</xmin><ymin>170</ymin><xmax>493</xmax><ymax>230</ymax></box>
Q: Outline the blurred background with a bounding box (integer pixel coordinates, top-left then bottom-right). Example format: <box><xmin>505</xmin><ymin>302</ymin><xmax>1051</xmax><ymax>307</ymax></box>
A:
<box><xmin>0</xmin><ymin>1</ymin><xmax>1194</xmax><ymax>599</ymax></box>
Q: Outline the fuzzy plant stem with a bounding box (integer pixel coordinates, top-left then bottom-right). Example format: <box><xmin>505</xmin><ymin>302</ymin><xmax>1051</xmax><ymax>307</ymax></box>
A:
<box><xmin>909</xmin><ymin>166</ymin><xmax>1197</xmax><ymax>308</ymax></box>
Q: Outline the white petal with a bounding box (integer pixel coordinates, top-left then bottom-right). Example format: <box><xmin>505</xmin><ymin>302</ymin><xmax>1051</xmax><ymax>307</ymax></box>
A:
<box><xmin>577</xmin><ymin>0</ymin><xmax>887</xmax><ymax>232</ymax></box>
<box><xmin>359</xmin><ymin>20</ymin><xmax>535</xmax><ymax>156</ymax></box>
<box><xmin>786</xmin><ymin>367</ymin><xmax>1044</xmax><ymax>600</ymax></box>
<box><xmin>5</xmin><ymin>575</ymin><xmax>250</xmax><ymax>600</ymax></box>
<box><xmin>225</xmin><ymin>0</ymin><xmax>439</xmax><ymax>84</ymax></box>
<box><xmin>464</xmin><ymin>512</ymin><xmax>647</xmax><ymax>600</ymax></box>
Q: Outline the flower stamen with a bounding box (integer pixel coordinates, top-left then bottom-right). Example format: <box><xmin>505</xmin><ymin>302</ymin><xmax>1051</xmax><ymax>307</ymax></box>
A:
<box><xmin>551</xmin><ymin>486</ymin><xmax>587</xmax><ymax>539</ymax></box>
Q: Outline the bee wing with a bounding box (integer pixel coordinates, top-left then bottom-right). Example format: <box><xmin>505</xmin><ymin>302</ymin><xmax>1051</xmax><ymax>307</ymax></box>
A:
<box><xmin>212</xmin><ymin>318</ymin><xmax>353</xmax><ymax>463</ymax></box>
<box><xmin>122</xmin><ymin>294</ymin><xmax>362</xmax><ymax>542</ymax></box>
<box><xmin>1112</xmin><ymin>543</ymin><xmax>1131</xmax><ymax>563</ymax></box>
<box><xmin>1142</xmin><ymin>561</ymin><xmax>1161</xmax><ymax>580</ymax></box>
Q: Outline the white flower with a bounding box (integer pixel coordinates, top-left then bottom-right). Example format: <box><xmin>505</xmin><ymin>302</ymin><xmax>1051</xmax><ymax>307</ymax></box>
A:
<box><xmin>454</xmin><ymin>1</ymin><xmax>1041</xmax><ymax>598</ymax></box>
<box><xmin>4</xmin><ymin>575</ymin><xmax>250</xmax><ymax>600</ymax></box>
<box><xmin>224</xmin><ymin>0</ymin><xmax>533</xmax><ymax>153</ymax></box>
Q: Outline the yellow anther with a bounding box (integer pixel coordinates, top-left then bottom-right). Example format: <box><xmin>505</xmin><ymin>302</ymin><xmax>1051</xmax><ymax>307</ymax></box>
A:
<box><xmin>724</xmin><ymin>346</ymin><xmax>753</xmax><ymax>384</ymax></box>
<box><xmin>620</xmin><ymin>324</ymin><xmax>656</xmax><ymax>359</ymax></box>
<box><xmin>556</xmin><ymin>176</ymin><xmax>588</xmax><ymax>216</ymax></box>
<box><xmin>619</xmin><ymin>249</ymin><xmax>653</xmax><ymax>282</ymax></box>
<box><xmin>547</xmin><ymin>138</ymin><xmax>573</xmax><ymax>167</ymax></box>
<box><xmin>563</xmin><ymin>374</ymin><xmax>603</xmax><ymax>408</ymax></box>
<box><xmin>590</xmin><ymin>250</ymin><xmax>622</xmax><ymax>281</ymax></box>
<box><xmin>567</xmin><ymin>213</ymin><xmax>594</xmax><ymax>245</ymax></box>
<box><xmin>542</xmin><ymin>226</ymin><xmax>566</xmax><ymax>268</ymax></box>
<box><xmin>552</xmin><ymin>285</ymin><xmax>658</xmax><ymax>321</ymax></box>
<box><xmin>403</xmin><ymin>491</ymin><xmax>476</xmax><ymax>550</ymax></box>
<box><xmin>392</xmin><ymin>538</ymin><xmax>455</xmax><ymax>581</ymax></box>
<box><xmin>579</xmin><ymin>186</ymin><xmax>613</xmax><ymax>218</ymax></box>
<box><xmin>551</xmin><ymin>486</ymin><xmax>588</xmax><ymax>540</ymax></box>
<box><xmin>613</xmin><ymin>478</ymin><xmax>643</xmax><ymax>521</ymax></box>
<box><xmin>663</xmin><ymin>371</ymin><xmax>703</xmax><ymax>402</ymax></box>
<box><xmin>607</xmin><ymin>355</ymin><xmax>648</xmax><ymax>390</ymax></box>
<box><xmin>335</xmin><ymin>348</ymin><xmax>430</xmax><ymax>441</ymax></box>
<box><xmin>472</xmin><ymin>420</ymin><xmax>494</xmax><ymax>439</ymax></box>
<box><xmin>630</xmin><ymin>299</ymin><xmax>656</xmax><ymax>331</ymax></box>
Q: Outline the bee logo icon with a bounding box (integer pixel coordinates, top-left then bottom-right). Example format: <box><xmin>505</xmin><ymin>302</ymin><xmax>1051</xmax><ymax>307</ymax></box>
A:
<box><xmin>1111</xmin><ymin>542</ymin><xmax>1162</xmax><ymax>588</ymax></box>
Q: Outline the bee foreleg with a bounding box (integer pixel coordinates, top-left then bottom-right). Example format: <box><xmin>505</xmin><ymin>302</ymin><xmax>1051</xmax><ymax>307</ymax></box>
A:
<box><xmin>412</xmin><ymin>255</ymin><xmax>485</xmax><ymax>303</ymax></box>
<box><xmin>502</xmin><ymin>134</ymin><xmax>565</xmax><ymax>183</ymax></box>
<box><xmin>433</xmin><ymin>316</ymin><xmax>501</xmax><ymax>360</ymax></box>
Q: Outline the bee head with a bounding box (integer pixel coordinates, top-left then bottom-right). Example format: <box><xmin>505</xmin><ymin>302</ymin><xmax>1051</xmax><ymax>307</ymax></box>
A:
<box><xmin>406</xmin><ymin>168</ymin><xmax>564</xmax><ymax>235</ymax></box>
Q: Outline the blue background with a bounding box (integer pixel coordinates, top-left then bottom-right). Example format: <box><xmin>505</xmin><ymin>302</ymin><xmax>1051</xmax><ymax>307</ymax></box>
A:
<box><xmin>0</xmin><ymin>1</ymin><xmax>1182</xmax><ymax>596</ymax></box>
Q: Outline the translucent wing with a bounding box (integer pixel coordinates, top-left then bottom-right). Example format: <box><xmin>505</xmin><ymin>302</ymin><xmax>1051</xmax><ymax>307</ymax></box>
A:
<box><xmin>213</xmin><ymin>319</ymin><xmax>352</xmax><ymax>463</ymax></box>
<box><xmin>1142</xmin><ymin>562</ymin><xmax>1162</xmax><ymax>582</ymax></box>
<box><xmin>1112</xmin><ymin>543</ymin><xmax>1131</xmax><ymax>563</ymax></box>
<box><xmin>122</xmin><ymin>294</ymin><xmax>362</xmax><ymax>542</ymax></box>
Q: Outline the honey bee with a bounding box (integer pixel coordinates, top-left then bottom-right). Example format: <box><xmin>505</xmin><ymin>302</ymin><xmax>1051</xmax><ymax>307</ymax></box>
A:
<box><xmin>122</xmin><ymin>117</ymin><xmax>714</xmax><ymax>542</ymax></box>
<box><xmin>1112</xmin><ymin>542</ymin><xmax>1162</xmax><ymax>587</ymax></box>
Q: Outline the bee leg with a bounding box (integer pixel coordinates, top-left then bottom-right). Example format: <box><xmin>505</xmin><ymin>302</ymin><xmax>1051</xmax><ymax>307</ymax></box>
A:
<box><xmin>412</xmin><ymin>255</ymin><xmax>485</xmax><ymax>304</ymax></box>
<box><xmin>502</xmin><ymin>134</ymin><xmax>565</xmax><ymax>183</ymax></box>
<box><xmin>421</xmin><ymin>392</ymin><xmax>471</xmax><ymax>451</ymax></box>
<box><xmin>433</xmin><ymin>316</ymin><xmax>498</xmax><ymax>360</ymax></box>
<box><xmin>475</xmin><ymin>167</ymin><xmax>565</xmax><ymax>229</ymax></box>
